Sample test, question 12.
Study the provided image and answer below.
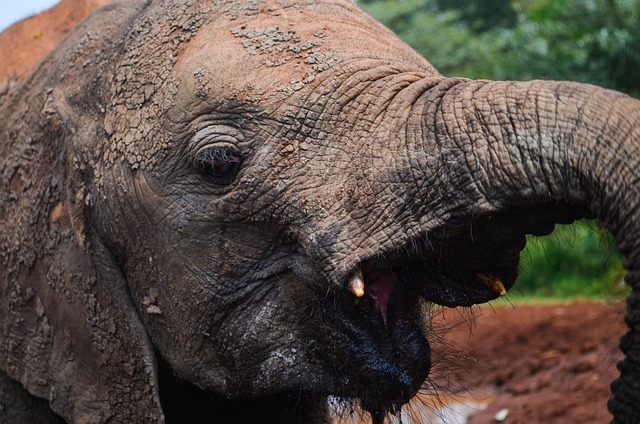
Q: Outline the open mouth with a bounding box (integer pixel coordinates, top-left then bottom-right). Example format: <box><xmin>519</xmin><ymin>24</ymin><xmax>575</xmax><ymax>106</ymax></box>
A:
<box><xmin>353</xmin><ymin>227</ymin><xmax>524</xmax><ymax>317</ymax></box>
<box><xmin>324</xmin><ymin>231</ymin><xmax>522</xmax><ymax>411</ymax></box>
<box><xmin>348</xmin><ymin>204</ymin><xmax>585</xmax><ymax>315</ymax></box>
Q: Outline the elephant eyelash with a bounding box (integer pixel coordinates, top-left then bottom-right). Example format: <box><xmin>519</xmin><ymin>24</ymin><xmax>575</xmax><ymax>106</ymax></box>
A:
<box><xmin>193</xmin><ymin>145</ymin><xmax>245</xmax><ymax>186</ymax></box>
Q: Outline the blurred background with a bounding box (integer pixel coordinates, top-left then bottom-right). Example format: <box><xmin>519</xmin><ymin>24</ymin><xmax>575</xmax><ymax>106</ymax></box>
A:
<box><xmin>360</xmin><ymin>0</ymin><xmax>639</xmax><ymax>302</ymax></box>
<box><xmin>0</xmin><ymin>1</ymin><xmax>56</xmax><ymax>32</ymax></box>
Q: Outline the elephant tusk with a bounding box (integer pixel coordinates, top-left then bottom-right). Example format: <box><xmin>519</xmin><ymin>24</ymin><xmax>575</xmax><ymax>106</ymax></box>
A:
<box><xmin>347</xmin><ymin>269</ymin><xmax>365</xmax><ymax>297</ymax></box>
<box><xmin>477</xmin><ymin>273</ymin><xmax>507</xmax><ymax>297</ymax></box>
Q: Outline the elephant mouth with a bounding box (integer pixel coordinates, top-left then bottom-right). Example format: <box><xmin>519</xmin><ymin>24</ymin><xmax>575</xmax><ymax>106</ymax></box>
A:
<box><xmin>358</xmin><ymin>226</ymin><xmax>525</xmax><ymax>313</ymax></box>
<box><xmin>331</xmin><ymin>204</ymin><xmax>585</xmax><ymax>416</ymax></box>
<box><xmin>356</xmin><ymin>203</ymin><xmax>585</xmax><ymax>311</ymax></box>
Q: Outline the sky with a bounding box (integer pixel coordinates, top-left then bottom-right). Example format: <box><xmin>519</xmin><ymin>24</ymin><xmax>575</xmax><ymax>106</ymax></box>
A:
<box><xmin>1</xmin><ymin>0</ymin><xmax>59</xmax><ymax>32</ymax></box>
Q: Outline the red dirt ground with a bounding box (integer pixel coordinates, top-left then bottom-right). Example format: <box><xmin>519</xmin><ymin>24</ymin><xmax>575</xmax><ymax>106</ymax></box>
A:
<box><xmin>428</xmin><ymin>302</ymin><xmax>626</xmax><ymax>423</ymax></box>
<box><xmin>0</xmin><ymin>0</ymin><xmax>111</xmax><ymax>84</ymax></box>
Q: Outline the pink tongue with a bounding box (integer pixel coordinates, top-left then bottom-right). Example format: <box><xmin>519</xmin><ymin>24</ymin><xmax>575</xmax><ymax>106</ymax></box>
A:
<box><xmin>365</xmin><ymin>272</ymin><xmax>399</xmax><ymax>325</ymax></box>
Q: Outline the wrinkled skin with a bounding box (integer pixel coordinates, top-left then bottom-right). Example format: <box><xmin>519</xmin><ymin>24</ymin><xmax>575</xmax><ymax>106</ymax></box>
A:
<box><xmin>1</xmin><ymin>1</ymin><xmax>640</xmax><ymax>423</ymax></box>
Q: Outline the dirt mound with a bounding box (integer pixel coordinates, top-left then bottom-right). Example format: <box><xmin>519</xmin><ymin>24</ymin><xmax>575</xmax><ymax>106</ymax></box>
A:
<box><xmin>0</xmin><ymin>0</ymin><xmax>111</xmax><ymax>84</ymax></box>
<box><xmin>430</xmin><ymin>302</ymin><xmax>626</xmax><ymax>423</ymax></box>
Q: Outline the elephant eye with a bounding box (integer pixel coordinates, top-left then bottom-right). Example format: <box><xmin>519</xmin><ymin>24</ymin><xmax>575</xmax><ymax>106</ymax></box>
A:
<box><xmin>193</xmin><ymin>145</ymin><xmax>244</xmax><ymax>186</ymax></box>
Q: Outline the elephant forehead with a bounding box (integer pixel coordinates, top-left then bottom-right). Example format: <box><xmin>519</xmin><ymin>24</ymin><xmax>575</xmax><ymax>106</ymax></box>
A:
<box><xmin>174</xmin><ymin>12</ymin><xmax>338</xmax><ymax>103</ymax></box>
<box><xmin>172</xmin><ymin>0</ymin><xmax>427</xmax><ymax>103</ymax></box>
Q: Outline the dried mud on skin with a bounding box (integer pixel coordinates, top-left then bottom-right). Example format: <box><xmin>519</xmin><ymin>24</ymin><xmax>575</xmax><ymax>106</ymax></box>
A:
<box><xmin>431</xmin><ymin>302</ymin><xmax>626</xmax><ymax>423</ymax></box>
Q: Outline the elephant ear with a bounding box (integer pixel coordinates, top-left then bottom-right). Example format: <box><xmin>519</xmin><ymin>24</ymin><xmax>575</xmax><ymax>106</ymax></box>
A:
<box><xmin>0</xmin><ymin>1</ymin><xmax>164</xmax><ymax>422</ymax></box>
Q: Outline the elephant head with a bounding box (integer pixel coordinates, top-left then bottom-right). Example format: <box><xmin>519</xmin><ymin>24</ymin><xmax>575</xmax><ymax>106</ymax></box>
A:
<box><xmin>1</xmin><ymin>0</ymin><xmax>639</xmax><ymax>423</ymax></box>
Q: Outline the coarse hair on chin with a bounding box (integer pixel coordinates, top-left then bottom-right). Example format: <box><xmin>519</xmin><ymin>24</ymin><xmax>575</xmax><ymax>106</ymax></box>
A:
<box><xmin>327</xmin><ymin>304</ymin><xmax>482</xmax><ymax>424</ymax></box>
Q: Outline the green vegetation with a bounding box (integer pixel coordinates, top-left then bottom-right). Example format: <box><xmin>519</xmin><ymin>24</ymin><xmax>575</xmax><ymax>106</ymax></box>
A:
<box><xmin>516</xmin><ymin>222</ymin><xmax>628</xmax><ymax>300</ymax></box>
<box><xmin>359</xmin><ymin>0</ymin><xmax>638</xmax><ymax>299</ymax></box>
<box><xmin>360</xmin><ymin>0</ymin><xmax>640</xmax><ymax>96</ymax></box>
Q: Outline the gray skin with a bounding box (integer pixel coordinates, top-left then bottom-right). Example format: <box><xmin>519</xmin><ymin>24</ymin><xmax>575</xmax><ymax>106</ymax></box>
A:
<box><xmin>1</xmin><ymin>0</ymin><xmax>639</xmax><ymax>423</ymax></box>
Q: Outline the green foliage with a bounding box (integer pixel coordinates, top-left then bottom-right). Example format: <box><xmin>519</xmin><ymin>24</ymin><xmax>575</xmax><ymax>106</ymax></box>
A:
<box><xmin>360</xmin><ymin>0</ymin><xmax>640</xmax><ymax>96</ymax></box>
<box><xmin>492</xmin><ymin>0</ymin><xmax>640</xmax><ymax>96</ymax></box>
<box><xmin>518</xmin><ymin>222</ymin><xmax>628</xmax><ymax>299</ymax></box>
<box><xmin>359</xmin><ymin>0</ymin><xmax>636</xmax><ymax>300</ymax></box>
<box><xmin>434</xmin><ymin>0</ymin><xmax>517</xmax><ymax>33</ymax></box>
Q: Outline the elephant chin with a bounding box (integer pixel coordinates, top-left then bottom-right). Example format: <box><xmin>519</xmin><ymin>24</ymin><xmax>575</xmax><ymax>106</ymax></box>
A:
<box><xmin>155</xmin><ymin>354</ymin><xmax>327</xmax><ymax>423</ymax></box>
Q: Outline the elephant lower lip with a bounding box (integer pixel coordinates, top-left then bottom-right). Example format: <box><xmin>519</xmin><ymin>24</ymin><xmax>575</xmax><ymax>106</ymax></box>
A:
<box><xmin>368</xmin><ymin>283</ymin><xmax>431</xmax><ymax>405</ymax></box>
<box><xmin>322</xmin><ymin>269</ymin><xmax>432</xmax><ymax>406</ymax></box>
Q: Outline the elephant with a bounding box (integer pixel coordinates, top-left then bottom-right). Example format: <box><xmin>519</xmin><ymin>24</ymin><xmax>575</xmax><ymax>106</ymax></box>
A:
<box><xmin>1</xmin><ymin>0</ymin><xmax>639</xmax><ymax>423</ymax></box>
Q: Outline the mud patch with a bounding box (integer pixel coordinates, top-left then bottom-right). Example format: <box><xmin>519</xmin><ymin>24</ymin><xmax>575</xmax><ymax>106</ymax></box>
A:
<box><xmin>430</xmin><ymin>302</ymin><xmax>625</xmax><ymax>423</ymax></box>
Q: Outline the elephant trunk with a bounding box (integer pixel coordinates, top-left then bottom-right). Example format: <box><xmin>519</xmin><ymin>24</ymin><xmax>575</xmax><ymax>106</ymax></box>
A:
<box><xmin>413</xmin><ymin>78</ymin><xmax>640</xmax><ymax>423</ymax></box>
